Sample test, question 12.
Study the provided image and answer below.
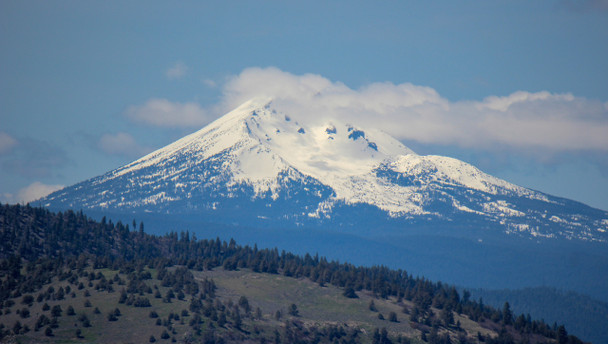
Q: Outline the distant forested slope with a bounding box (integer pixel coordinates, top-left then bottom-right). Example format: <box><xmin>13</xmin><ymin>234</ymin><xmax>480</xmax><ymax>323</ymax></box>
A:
<box><xmin>468</xmin><ymin>287</ymin><xmax>608</xmax><ymax>344</ymax></box>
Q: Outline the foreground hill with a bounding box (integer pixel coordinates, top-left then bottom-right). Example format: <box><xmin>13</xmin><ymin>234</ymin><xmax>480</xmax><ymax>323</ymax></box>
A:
<box><xmin>0</xmin><ymin>204</ymin><xmax>585</xmax><ymax>343</ymax></box>
<box><xmin>36</xmin><ymin>99</ymin><xmax>608</xmax><ymax>303</ymax></box>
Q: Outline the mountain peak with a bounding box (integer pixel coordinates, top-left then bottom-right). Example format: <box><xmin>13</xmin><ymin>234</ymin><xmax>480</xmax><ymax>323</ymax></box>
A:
<box><xmin>42</xmin><ymin>99</ymin><xmax>608</xmax><ymax>242</ymax></box>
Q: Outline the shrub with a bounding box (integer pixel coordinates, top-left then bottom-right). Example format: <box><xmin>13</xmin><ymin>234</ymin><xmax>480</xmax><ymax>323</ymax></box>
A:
<box><xmin>19</xmin><ymin>308</ymin><xmax>30</xmax><ymax>319</ymax></box>
<box><xmin>12</xmin><ymin>321</ymin><xmax>22</xmax><ymax>335</ymax></box>
<box><xmin>369</xmin><ymin>300</ymin><xmax>378</xmax><ymax>312</ymax></box>
<box><xmin>134</xmin><ymin>297</ymin><xmax>151</xmax><ymax>307</ymax></box>
<box><xmin>21</xmin><ymin>295</ymin><xmax>34</xmax><ymax>306</ymax></box>
<box><xmin>343</xmin><ymin>287</ymin><xmax>358</xmax><ymax>298</ymax></box>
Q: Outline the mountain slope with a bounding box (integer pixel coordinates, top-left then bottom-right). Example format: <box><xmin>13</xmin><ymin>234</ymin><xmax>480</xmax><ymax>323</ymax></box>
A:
<box><xmin>41</xmin><ymin>98</ymin><xmax>608</xmax><ymax>243</ymax></box>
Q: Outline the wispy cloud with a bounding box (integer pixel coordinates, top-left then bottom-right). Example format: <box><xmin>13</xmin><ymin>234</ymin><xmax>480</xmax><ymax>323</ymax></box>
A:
<box><xmin>98</xmin><ymin>132</ymin><xmax>152</xmax><ymax>157</ymax></box>
<box><xmin>0</xmin><ymin>138</ymin><xmax>68</xmax><ymax>178</ymax></box>
<box><xmin>166</xmin><ymin>61</ymin><xmax>188</xmax><ymax>80</ymax></box>
<box><xmin>1</xmin><ymin>181</ymin><xmax>64</xmax><ymax>204</ymax></box>
<box><xmin>0</xmin><ymin>132</ymin><xmax>17</xmax><ymax>154</ymax></box>
<box><xmin>559</xmin><ymin>0</ymin><xmax>608</xmax><ymax>12</ymax></box>
<box><xmin>125</xmin><ymin>98</ymin><xmax>212</xmax><ymax>128</ymax></box>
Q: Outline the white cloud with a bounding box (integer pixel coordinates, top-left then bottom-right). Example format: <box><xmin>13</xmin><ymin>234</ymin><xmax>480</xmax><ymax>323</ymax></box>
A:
<box><xmin>202</xmin><ymin>78</ymin><xmax>217</xmax><ymax>88</ymax></box>
<box><xmin>478</xmin><ymin>91</ymin><xmax>575</xmax><ymax>112</ymax></box>
<box><xmin>2</xmin><ymin>182</ymin><xmax>65</xmax><ymax>204</ymax></box>
<box><xmin>98</xmin><ymin>132</ymin><xmax>152</xmax><ymax>157</ymax></box>
<box><xmin>219</xmin><ymin>67</ymin><xmax>608</xmax><ymax>153</ymax></box>
<box><xmin>0</xmin><ymin>132</ymin><xmax>17</xmax><ymax>154</ymax></box>
<box><xmin>125</xmin><ymin>98</ymin><xmax>211</xmax><ymax>128</ymax></box>
<box><xmin>166</xmin><ymin>61</ymin><xmax>188</xmax><ymax>80</ymax></box>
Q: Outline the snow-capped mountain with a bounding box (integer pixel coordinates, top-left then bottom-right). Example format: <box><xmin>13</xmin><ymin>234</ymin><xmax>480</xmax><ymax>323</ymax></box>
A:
<box><xmin>42</xmin><ymin>98</ymin><xmax>608</xmax><ymax>242</ymax></box>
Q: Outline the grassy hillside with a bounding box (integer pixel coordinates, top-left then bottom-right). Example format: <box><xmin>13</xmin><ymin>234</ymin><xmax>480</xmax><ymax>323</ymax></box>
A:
<box><xmin>0</xmin><ymin>264</ymin><xmax>546</xmax><ymax>344</ymax></box>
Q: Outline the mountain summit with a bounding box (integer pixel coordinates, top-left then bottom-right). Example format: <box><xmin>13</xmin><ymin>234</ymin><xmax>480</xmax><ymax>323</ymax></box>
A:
<box><xmin>43</xmin><ymin>98</ymin><xmax>607</xmax><ymax>242</ymax></box>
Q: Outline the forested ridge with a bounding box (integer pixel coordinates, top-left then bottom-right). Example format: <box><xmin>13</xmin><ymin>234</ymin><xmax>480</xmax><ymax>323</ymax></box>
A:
<box><xmin>468</xmin><ymin>287</ymin><xmax>608</xmax><ymax>344</ymax></box>
<box><xmin>0</xmin><ymin>203</ymin><xmax>585</xmax><ymax>343</ymax></box>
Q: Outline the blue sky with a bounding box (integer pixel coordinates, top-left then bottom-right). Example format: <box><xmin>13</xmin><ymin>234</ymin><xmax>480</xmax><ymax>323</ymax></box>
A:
<box><xmin>1</xmin><ymin>0</ymin><xmax>607</xmax><ymax>210</ymax></box>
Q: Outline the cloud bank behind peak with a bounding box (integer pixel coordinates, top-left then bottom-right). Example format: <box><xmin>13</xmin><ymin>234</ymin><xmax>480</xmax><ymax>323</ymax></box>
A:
<box><xmin>219</xmin><ymin>67</ymin><xmax>608</xmax><ymax>153</ymax></box>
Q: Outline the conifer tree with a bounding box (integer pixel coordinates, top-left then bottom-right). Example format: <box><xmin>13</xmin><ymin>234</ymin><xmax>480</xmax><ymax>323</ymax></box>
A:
<box><xmin>502</xmin><ymin>302</ymin><xmax>513</xmax><ymax>325</ymax></box>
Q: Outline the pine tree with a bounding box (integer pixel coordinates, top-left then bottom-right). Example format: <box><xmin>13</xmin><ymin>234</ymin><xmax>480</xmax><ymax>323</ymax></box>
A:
<box><xmin>373</xmin><ymin>328</ymin><xmax>381</xmax><ymax>344</ymax></box>
<box><xmin>441</xmin><ymin>306</ymin><xmax>454</xmax><ymax>327</ymax></box>
<box><xmin>502</xmin><ymin>302</ymin><xmax>513</xmax><ymax>325</ymax></box>
<box><xmin>218</xmin><ymin>312</ymin><xmax>227</xmax><ymax>327</ymax></box>
<box><xmin>233</xmin><ymin>309</ymin><xmax>242</xmax><ymax>329</ymax></box>
<box><xmin>556</xmin><ymin>325</ymin><xmax>568</xmax><ymax>344</ymax></box>
<box><xmin>51</xmin><ymin>305</ymin><xmax>62</xmax><ymax>317</ymax></box>
<box><xmin>288</xmin><ymin>304</ymin><xmax>299</xmax><ymax>317</ymax></box>
<box><xmin>369</xmin><ymin>300</ymin><xmax>378</xmax><ymax>312</ymax></box>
